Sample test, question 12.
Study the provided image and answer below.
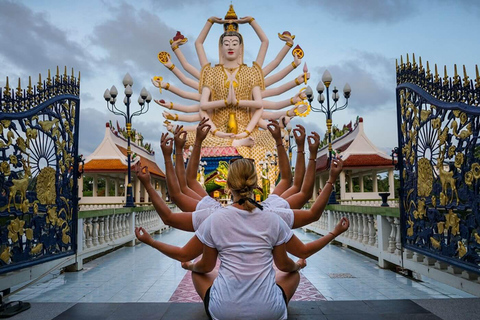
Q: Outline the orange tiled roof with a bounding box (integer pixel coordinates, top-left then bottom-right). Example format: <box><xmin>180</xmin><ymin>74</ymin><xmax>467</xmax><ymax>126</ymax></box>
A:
<box><xmin>116</xmin><ymin>145</ymin><xmax>165</xmax><ymax>178</ymax></box>
<box><xmin>84</xmin><ymin>159</ymin><xmax>127</xmax><ymax>171</ymax></box>
<box><xmin>316</xmin><ymin>154</ymin><xmax>393</xmax><ymax>172</ymax></box>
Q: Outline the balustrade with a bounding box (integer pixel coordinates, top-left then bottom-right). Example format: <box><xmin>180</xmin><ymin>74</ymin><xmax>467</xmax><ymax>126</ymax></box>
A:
<box><xmin>304</xmin><ymin>204</ymin><xmax>480</xmax><ymax>296</ymax></box>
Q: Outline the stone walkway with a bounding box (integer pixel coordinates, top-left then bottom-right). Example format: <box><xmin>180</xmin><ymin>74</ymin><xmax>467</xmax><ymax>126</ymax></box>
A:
<box><xmin>6</xmin><ymin>228</ymin><xmax>474</xmax><ymax>303</ymax></box>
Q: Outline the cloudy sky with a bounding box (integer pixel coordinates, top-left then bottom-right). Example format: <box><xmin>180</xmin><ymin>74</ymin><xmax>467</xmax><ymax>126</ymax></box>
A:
<box><xmin>1</xmin><ymin>0</ymin><xmax>479</xmax><ymax>168</ymax></box>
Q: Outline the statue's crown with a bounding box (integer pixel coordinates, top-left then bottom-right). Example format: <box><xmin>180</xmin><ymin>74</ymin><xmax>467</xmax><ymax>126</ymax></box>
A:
<box><xmin>224</xmin><ymin>4</ymin><xmax>238</xmax><ymax>33</ymax></box>
<box><xmin>224</xmin><ymin>4</ymin><xmax>237</xmax><ymax>20</ymax></box>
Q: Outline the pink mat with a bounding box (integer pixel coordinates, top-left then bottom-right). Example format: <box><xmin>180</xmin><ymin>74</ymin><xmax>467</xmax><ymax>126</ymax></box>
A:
<box><xmin>169</xmin><ymin>267</ymin><xmax>326</xmax><ymax>302</ymax></box>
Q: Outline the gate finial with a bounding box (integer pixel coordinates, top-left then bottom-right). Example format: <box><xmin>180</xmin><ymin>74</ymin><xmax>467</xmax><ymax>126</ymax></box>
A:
<box><xmin>16</xmin><ymin>78</ymin><xmax>22</xmax><ymax>99</ymax></box>
<box><xmin>37</xmin><ymin>73</ymin><xmax>43</xmax><ymax>91</ymax></box>
<box><xmin>27</xmin><ymin>76</ymin><xmax>33</xmax><ymax>95</ymax></box>
<box><xmin>462</xmin><ymin>65</ymin><xmax>469</xmax><ymax>88</ymax></box>
<box><xmin>443</xmin><ymin>65</ymin><xmax>449</xmax><ymax>86</ymax></box>
<box><xmin>434</xmin><ymin>64</ymin><xmax>440</xmax><ymax>83</ymax></box>
<box><xmin>476</xmin><ymin>65</ymin><xmax>479</xmax><ymax>89</ymax></box>
<box><xmin>419</xmin><ymin>56</ymin><xmax>424</xmax><ymax>74</ymax></box>
<box><xmin>426</xmin><ymin>61</ymin><xmax>431</xmax><ymax>80</ymax></box>
<box><xmin>412</xmin><ymin>53</ymin><xmax>417</xmax><ymax>70</ymax></box>
<box><xmin>453</xmin><ymin>64</ymin><xmax>460</xmax><ymax>85</ymax></box>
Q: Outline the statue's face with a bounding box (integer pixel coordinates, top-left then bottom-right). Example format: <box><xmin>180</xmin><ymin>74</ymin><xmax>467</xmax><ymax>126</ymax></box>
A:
<box><xmin>221</xmin><ymin>36</ymin><xmax>241</xmax><ymax>61</ymax></box>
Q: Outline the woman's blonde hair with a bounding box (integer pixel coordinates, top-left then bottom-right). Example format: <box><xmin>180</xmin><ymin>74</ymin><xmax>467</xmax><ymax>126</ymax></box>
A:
<box><xmin>227</xmin><ymin>159</ymin><xmax>257</xmax><ymax>211</ymax></box>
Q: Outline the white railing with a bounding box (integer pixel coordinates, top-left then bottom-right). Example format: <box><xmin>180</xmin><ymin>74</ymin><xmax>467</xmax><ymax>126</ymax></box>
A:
<box><xmin>305</xmin><ymin>204</ymin><xmax>480</xmax><ymax>297</ymax></box>
<box><xmin>69</xmin><ymin>205</ymin><xmax>174</xmax><ymax>271</ymax></box>
<box><xmin>338</xmin><ymin>199</ymin><xmax>399</xmax><ymax>207</ymax></box>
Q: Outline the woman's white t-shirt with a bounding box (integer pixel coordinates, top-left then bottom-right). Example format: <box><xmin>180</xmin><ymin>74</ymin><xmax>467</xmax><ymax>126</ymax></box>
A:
<box><xmin>195</xmin><ymin>206</ymin><xmax>294</xmax><ymax>320</ymax></box>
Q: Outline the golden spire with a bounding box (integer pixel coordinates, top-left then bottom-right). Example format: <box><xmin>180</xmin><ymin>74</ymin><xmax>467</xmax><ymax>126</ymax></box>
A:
<box><xmin>426</xmin><ymin>61</ymin><xmax>431</xmax><ymax>80</ymax></box>
<box><xmin>55</xmin><ymin>66</ymin><xmax>60</xmax><ymax>83</ymax></box>
<box><xmin>225</xmin><ymin>4</ymin><xmax>238</xmax><ymax>20</ymax></box>
<box><xmin>27</xmin><ymin>76</ymin><xmax>33</xmax><ymax>95</ymax></box>
<box><xmin>412</xmin><ymin>53</ymin><xmax>417</xmax><ymax>70</ymax></box>
<box><xmin>443</xmin><ymin>65</ymin><xmax>449</xmax><ymax>86</ymax></box>
<box><xmin>16</xmin><ymin>78</ymin><xmax>22</xmax><ymax>98</ymax></box>
<box><xmin>63</xmin><ymin>66</ymin><xmax>68</xmax><ymax>82</ymax></box>
<box><xmin>37</xmin><ymin>73</ymin><xmax>43</xmax><ymax>91</ymax></box>
<box><xmin>47</xmin><ymin>69</ymin><xmax>52</xmax><ymax>87</ymax></box>
<box><xmin>406</xmin><ymin>53</ymin><xmax>411</xmax><ymax>69</ymax></box>
<box><xmin>462</xmin><ymin>65</ymin><xmax>469</xmax><ymax>87</ymax></box>
<box><xmin>400</xmin><ymin>55</ymin><xmax>404</xmax><ymax>70</ymax></box>
<box><xmin>434</xmin><ymin>64</ymin><xmax>439</xmax><ymax>83</ymax></box>
<box><xmin>475</xmin><ymin>65</ymin><xmax>479</xmax><ymax>89</ymax></box>
<box><xmin>3</xmin><ymin>76</ymin><xmax>11</xmax><ymax>98</ymax></box>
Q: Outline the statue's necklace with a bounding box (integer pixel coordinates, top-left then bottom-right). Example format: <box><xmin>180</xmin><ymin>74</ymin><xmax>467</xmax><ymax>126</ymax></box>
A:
<box><xmin>225</xmin><ymin>66</ymin><xmax>239</xmax><ymax>73</ymax></box>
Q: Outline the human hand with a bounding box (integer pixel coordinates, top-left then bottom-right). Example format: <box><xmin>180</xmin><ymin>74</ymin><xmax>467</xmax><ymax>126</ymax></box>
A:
<box><xmin>293</xmin><ymin>125</ymin><xmax>306</xmax><ymax>151</ymax></box>
<box><xmin>267</xmin><ymin>120</ymin><xmax>282</xmax><ymax>143</ymax></box>
<box><xmin>174</xmin><ymin>125</ymin><xmax>187</xmax><ymax>150</ymax></box>
<box><xmin>195</xmin><ymin>117</ymin><xmax>211</xmax><ymax>143</ymax></box>
<box><xmin>133</xmin><ymin>161</ymin><xmax>151</xmax><ymax>185</ymax></box>
<box><xmin>333</xmin><ymin>217</ymin><xmax>349</xmax><ymax>236</ymax></box>
<box><xmin>181</xmin><ymin>261</ymin><xmax>193</xmax><ymax>270</ymax></box>
<box><xmin>329</xmin><ymin>158</ymin><xmax>343</xmax><ymax>181</ymax></box>
<box><xmin>135</xmin><ymin>227</ymin><xmax>154</xmax><ymax>245</ymax></box>
<box><xmin>296</xmin><ymin>258</ymin><xmax>307</xmax><ymax>270</ymax></box>
<box><xmin>160</xmin><ymin>132</ymin><xmax>174</xmax><ymax>157</ymax></box>
<box><xmin>308</xmin><ymin>132</ymin><xmax>320</xmax><ymax>156</ymax></box>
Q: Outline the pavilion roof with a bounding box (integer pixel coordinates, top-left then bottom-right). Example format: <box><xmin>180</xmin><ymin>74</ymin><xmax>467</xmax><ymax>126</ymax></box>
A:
<box><xmin>315</xmin><ymin>117</ymin><xmax>394</xmax><ymax>172</ymax></box>
<box><xmin>83</xmin><ymin>123</ymin><xmax>165</xmax><ymax>179</ymax></box>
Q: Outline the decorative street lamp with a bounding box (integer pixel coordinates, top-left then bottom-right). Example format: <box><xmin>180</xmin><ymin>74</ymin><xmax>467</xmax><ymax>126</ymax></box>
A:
<box><xmin>285</xmin><ymin>123</ymin><xmax>297</xmax><ymax>169</ymax></box>
<box><xmin>103</xmin><ymin>73</ymin><xmax>152</xmax><ymax>207</ymax></box>
<box><xmin>305</xmin><ymin>70</ymin><xmax>351</xmax><ymax>204</ymax></box>
<box><xmin>305</xmin><ymin>70</ymin><xmax>351</xmax><ymax>161</ymax></box>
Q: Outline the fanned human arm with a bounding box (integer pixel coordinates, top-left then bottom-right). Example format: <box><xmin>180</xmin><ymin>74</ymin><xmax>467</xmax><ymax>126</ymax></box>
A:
<box><xmin>182</xmin><ymin>244</ymin><xmax>218</xmax><ymax>274</ymax></box>
<box><xmin>135</xmin><ymin>227</ymin><xmax>203</xmax><ymax>262</ymax></box>
<box><xmin>286</xmin><ymin>132</ymin><xmax>320</xmax><ymax>209</ymax></box>
<box><xmin>151</xmin><ymin>78</ymin><xmax>201</xmax><ymax>101</ymax></box>
<box><xmin>155</xmin><ymin>99</ymin><xmax>200</xmax><ymax>113</ymax></box>
<box><xmin>285</xmin><ymin>217</ymin><xmax>349</xmax><ymax>259</ymax></box>
<box><xmin>186</xmin><ymin>118</ymin><xmax>210</xmax><ymax>197</ymax></box>
<box><xmin>174</xmin><ymin>127</ymin><xmax>203</xmax><ymax>201</ymax></box>
<box><xmin>261</xmin><ymin>73</ymin><xmax>310</xmax><ymax>98</ymax></box>
<box><xmin>268</xmin><ymin>120</ymin><xmax>292</xmax><ymax>195</ymax></box>
<box><xmin>170</xmin><ymin>37</ymin><xmax>201</xmax><ymax>79</ymax></box>
<box><xmin>290</xmin><ymin>158</ymin><xmax>344</xmax><ymax>229</ymax></box>
<box><xmin>195</xmin><ymin>17</ymin><xmax>222</xmax><ymax>68</ymax></box>
<box><xmin>133</xmin><ymin>160</ymin><xmax>195</xmax><ymax>231</ymax></box>
<box><xmin>264</xmin><ymin>53</ymin><xmax>301</xmax><ymax>87</ymax></box>
<box><xmin>159</xmin><ymin>133</ymin><xmax>199</xmax><ymax>212</ymax></box>
<box><xmin>162</xmin><ymin>56</ymin><xmax>199</xmax><ymax>90</ymax></box>
<box><xmin>281</xmin><ymin>125</ymin><xmax>306</xmax><ymax>198</ymax></box>
<box><xmin>262</xmin><ymin>32</ymin><xmax>295</xmax><ymax>76</ymax></box>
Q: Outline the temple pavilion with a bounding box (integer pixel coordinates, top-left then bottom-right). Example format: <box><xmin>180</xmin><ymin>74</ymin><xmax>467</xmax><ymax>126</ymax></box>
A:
<box><xmin>79</xmin><ymin>122</ymin><xmax>166</xmax><ymax>208</ymax></box>
<box><xmin>314</xmin><ymin>117</ymin><xmax>396</xmax><ymax>203</ymax></box>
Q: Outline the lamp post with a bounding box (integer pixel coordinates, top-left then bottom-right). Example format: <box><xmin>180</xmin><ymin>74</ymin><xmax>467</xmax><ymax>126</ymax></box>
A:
<box><xmin>305</xmin><ymin>70</ymin><xmax>351</xmax><ymax>204</ymax></box>
<box><xmin>103</xmin><ymin>73</ymin><xmax>152</xmax><ymax>207</ymax></box>
<box><xmin>285</xmin><ymin>123</ymin><xmax>297</xmax><ymax>170</ymax></box>
<box><xmin>305</xmin><ymin>70</ymin><xmax>351</xmax><ymax>161</ymax></box>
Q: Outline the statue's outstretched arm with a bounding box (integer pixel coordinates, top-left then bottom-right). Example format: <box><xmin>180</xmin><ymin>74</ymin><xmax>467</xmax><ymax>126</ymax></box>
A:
<box><xmin>265</xmin><ymin>53</ymin><xmax>301</xmax><ymax>87</ymax></box>
<box><xmin>262</xmin><ymin>91</ymin><xmax>306</xmax><ymax>110</ymax></box>
<box><xmin>262</xmin><ymin>32</ymin><xmax>295</xmax><ymax>76</ymax></box>
<box><xmin>195</xmin><ymin>17</ymin><xmax>222</xmax><ymax>68</ymax></box>
<box><xmin>162</xmin><ymin>56</ymin><xmax>199</xmax><ymax>90</ymax></box>
<box><xmin>261</xmin><ymin>72</ymin><xmax>310</xmax><ymax>98</ymax></box>
<box><xmin>237</xmin><ymin>16</ymin><xmax>269</xmax><ymax>67</ymax></box>
<box><xmin>152</xmin><ymin>78</ymin><xmax>201</xmax><ymax>101</ymax></box>
<box><xmin>155</xmin><ymin>99</ymin><xmax>200</xmax><ymax>113</ymax></box>
<box><xmin>232</xmin><ymin>85</ymin><xmax>263</xmax><ymax>110</ymax></box>
<box><xmin>163</xmin><ymin>111</ymin><xmax>201</xmax><ymax>122</ymax></box>
<box><xmin>170</xmin><ymin>37</ymin><xmax>200</xmax><ymax>79</ymax></box>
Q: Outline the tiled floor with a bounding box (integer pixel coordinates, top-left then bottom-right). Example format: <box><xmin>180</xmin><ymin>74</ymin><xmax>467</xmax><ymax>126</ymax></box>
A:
<box><xmin>5</xmin><ymin>228</ymin><xmax>475</xmax><ymax>304</ymax></box>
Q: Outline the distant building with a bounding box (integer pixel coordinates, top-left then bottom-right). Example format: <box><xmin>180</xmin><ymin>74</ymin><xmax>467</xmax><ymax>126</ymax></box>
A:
<box><xmin>314</xmin><ymin>117</ymin><xmax>396</xmax><ymax>203</ymax></box>
<box><xmin>79</xmin><ymin>122</ymin><xmax>166</xmax><ymax>208</ymax></box>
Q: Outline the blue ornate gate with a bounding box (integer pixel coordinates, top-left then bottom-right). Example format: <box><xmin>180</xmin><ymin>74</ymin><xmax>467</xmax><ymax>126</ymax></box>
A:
<box><xmin>0</xmin><ymin>68</ymin><xmax>80</xmax><ymax>274</ymax></box>
<box><xmin>396</xmin><ymin>54</ymin><xmax>480</xmax><ymax>274</ymax></box>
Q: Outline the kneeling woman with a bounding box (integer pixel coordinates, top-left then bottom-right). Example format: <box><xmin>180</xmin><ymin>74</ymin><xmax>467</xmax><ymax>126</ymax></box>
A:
<box><xmin>183</xmin><ymin>158</ymin><xmax>304</xmax><ymax>319</ymax></box>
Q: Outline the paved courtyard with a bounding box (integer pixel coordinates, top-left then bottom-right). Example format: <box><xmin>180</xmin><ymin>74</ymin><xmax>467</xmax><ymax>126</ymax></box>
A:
<box><xmin>4</xmin><ymin>228</ymin><xmax>478</xmax><ymax>319</ymax></box>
